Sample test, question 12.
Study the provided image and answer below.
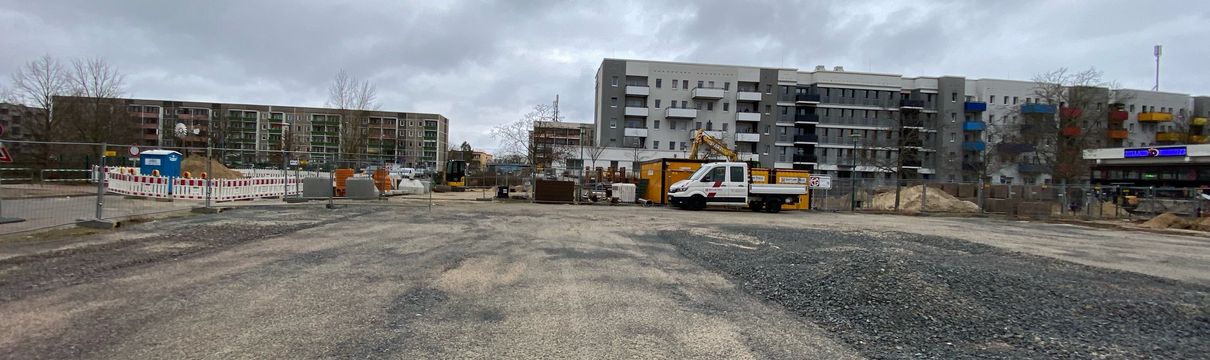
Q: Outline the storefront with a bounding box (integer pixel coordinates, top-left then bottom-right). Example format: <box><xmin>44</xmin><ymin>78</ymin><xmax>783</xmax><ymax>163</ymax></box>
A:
<box><xmin>1084</xmin><ymin>145</ymin><xmax>1210</xmax><ymax>188</ymax></box>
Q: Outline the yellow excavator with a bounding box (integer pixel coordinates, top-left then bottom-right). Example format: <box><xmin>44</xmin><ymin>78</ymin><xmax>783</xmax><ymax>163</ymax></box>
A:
<box><xmin>687</xmin><ymin>129</ymin><xmax>738</xmax><ymax>161</ymax></box>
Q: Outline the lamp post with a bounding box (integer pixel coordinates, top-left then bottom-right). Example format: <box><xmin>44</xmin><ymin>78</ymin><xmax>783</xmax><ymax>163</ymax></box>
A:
<box><xmin>849</xmin><ymin>133</ymin><xmax>862</xmax><ymax>211</ymax></box>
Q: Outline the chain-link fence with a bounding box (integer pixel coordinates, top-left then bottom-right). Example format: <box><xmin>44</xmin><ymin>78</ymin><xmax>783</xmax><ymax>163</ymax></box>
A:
<box><xmin>810</xmin><ymin>177</ymin><xmax>1209</xmax><ymax>220</ymax></box>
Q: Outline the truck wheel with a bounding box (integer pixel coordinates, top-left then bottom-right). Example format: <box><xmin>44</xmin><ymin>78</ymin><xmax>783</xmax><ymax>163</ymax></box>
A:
<box><xmin>766</xmin><ymin>200</ymin><xmax>783</xmax><ymax>213</ymax></box>
<box><xmin>750</xmin><ymin>201</ymin><xmax>764</xmax><ymax>212</ymax></box>
<box><xmin>689</xmin><ymin>195</ymin><xmax>706</xmax><ymax>211</ymax></box>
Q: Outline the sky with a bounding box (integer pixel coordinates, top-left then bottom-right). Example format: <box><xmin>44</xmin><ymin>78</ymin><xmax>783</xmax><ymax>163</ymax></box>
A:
<box><xmin>2</xmin><ymin>0</ymin><xmax>1208</xmax><ymax>153</ymax></box>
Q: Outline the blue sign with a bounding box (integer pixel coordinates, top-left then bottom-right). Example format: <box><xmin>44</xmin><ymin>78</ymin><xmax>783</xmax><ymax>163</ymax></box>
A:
<box><xmin>1123</xmin><ymin>146</ymin><xmax>1187</xmax><ymax>158</ymax></box>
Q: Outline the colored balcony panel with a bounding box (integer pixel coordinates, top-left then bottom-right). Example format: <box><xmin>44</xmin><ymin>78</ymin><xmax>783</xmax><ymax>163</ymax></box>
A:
<box><xmin>1109</xmin><ymin>110</ymin><xmax>1129</xmax><ymax>122</ymax></box>
<box><xmin>963</xmin><ymin>101</ymin><xmax>987</xmax><ymax>112</ymax></box>
<box><xmin>1060</xmin><ymin>127</ymin><xmax>1081</xmax><ymax>137</ymax></box>
<box><xmin>1190</xmin><ymin>135</ymin><xmax>1209</xmax><ymax>144</ymax></box>
<box><xmin>1107</xmin><ymin>129</ymin><xmax>1128</xmax><ymax>139</ymax></box>
<box><xmin>1193</xmin><ymin>117</ymin><xmax>1208</xmax><ymax>126</ymax></box>
<box><xmin>1059</xmin><ymin>107</ymin><xmax>1083</xmax><ymax>119</ymax></box>
<box><xmin>1020</xmin><ymin>103</ymin><xmax>1056</xmax><ymax>114</ymax></box>
<box><xmin>1138</xmin><ymin>112</ymin><xmax>1173</xmax><ymax>122</ymax></box>
<box><xmin>962</xmin><ymin>120</ymin><xmax>986</xmax><ymax>131</ymax></box>
<box><xmin>1155</xmin><ymin>132</ymin><xmax>1183</xmax><ymax>142</ymax></box>
<box><xmin>961</xmin><ymin>141</ymin><xmax>986</xmax><ymax>152</ymax></box>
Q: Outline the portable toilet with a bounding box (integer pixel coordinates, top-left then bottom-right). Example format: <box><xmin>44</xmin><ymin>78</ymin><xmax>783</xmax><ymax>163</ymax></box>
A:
<box><xmin>139</xmin><ymin>150</ymin><xmax>183</xmax><ymax>178</ymax></box>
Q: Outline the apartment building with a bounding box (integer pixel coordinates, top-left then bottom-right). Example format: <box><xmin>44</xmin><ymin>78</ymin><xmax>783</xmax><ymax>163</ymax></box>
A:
<box><xmin>532</xmin><ymin>120</ymin><xmax>594</xmax><ymax>169</ymax></box>
<box><xmin>593</xmin><ymin>58</ymin><xmax>1209</xmax><ymax>185</ymax></box>
<box><xmin>91</xmin><ymin>97</ymin><xmax>448</xmax><ymax>169</ymax></box>
<box><xmin>0</xmin><ymin>103</ymin><xmax>42</xmax><ymax>158</ymax></box>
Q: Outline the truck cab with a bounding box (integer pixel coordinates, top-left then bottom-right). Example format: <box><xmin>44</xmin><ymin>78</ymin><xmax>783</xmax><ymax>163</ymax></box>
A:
<box><xmin>667</xmin><ymin>162</ymin><xmax>806</xmax><ymax>213</ymax></box>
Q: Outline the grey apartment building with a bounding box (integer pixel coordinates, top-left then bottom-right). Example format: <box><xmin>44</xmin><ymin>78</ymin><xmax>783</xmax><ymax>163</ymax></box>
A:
<box><xmin>593</xmin><ymin>58</ymin><xmax>1210</xmax><ymax>185</ymax></box>
<box><xmin>107</xmin><ymin>98</ymin><xmax>448</xmax><ymax>169</ymax></box>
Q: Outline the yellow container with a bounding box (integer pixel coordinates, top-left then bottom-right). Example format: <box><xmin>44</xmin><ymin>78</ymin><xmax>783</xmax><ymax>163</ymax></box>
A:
<box><xmin>638</xmin><ymin>158</ymin><xmax>714</xmax><ymax>204</ymax></box>
<box><xmin>750</xmin><ymin>168</ymin><xmax>771</xmax><ymax>184</ymax></box>
<box><xmin>772</xmin><ymin>169</ymin><xmax>811</xmax><ymax>210</ymax></box>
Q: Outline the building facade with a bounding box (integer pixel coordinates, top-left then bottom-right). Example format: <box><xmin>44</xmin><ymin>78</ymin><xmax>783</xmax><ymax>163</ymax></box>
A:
<box><xmin>76</xmin><ymin>97</ymin><xmax>449</xmax><ymax>169</ymax></box>
<box><xmin>0</xmin><ymin>103</ymin><xmax>41</xmax><ymax>154</ymax></box>
<box><xmin>532</xmin><ymin>120</ymin><xmax>594</xmax><ymax>169</ymax></box>
<box><xmin>593</xmin><ymin>58</ymin><xmax>1209</xmax><ymax>185</ymax></box>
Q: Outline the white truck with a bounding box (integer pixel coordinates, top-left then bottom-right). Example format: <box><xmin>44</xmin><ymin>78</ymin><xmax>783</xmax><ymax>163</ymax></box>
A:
<box><xmin>667</xmin><ymin>162</ymin><xmax>806</xmax><ymax>213</ymax></box>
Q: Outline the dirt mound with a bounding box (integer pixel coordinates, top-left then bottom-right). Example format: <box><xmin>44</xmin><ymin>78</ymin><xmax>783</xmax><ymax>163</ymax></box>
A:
<box><xmin>180</xmin><ymin>156</ymin><xmax>243</xmax><ymax>179</ymax></box>
<box><xmin>1142</xmin><ymin>212</ymin><xmax>1190</xmax><ymax>230</ymax></box>
<box><xmin>869</xmin><ymin>185</ymin><xmax>979</xmax><ymax>213</ymax></box>
<box><xmin>1193</xmin><ymin>217</ymin><xmax>1210</xmax><ymax>232</ymax></box>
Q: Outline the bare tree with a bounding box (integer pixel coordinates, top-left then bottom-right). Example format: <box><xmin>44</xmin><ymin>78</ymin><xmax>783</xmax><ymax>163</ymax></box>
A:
<box><xmin>326</xmin><ymin>69</ymin><xmax>379</xmax><ymax>166</ymax></box>
<box><xmin>55</xmin><ymin>57</ymin><xmax>134</xmax><ymax>144</ymax></box>
<box><xmin>491</xmin><ymin>104</ymin><xmax>567</xmax><ymax>169</ymax></box>
<box><xmin>6</xmin><ymin>55</ymin><xmax>69</xmax><ymax>170</ymax></box>
<box><xmin>1024</xmin><ymin>67</ymin><xmax>1133</xmax><ymax>184</ymax></box>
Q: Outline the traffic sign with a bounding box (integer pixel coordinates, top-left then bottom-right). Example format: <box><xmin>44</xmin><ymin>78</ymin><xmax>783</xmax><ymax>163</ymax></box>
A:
<box><xmin>809</xmin><ymin>175</ymin><xmax>832</xmax><ymax>190</ymax></box>
<box><xmin>289</xmin><ymin>159</ymin><xmax>299</xmax><ymax>166</ymax></box>
<box><xmin>104</xmin><ymin>150</ymin><xmax>117</xmax><ymax>157</ymax></box>
<box><xmin>0</xmin><ymin>145</ymin><xmax>11</xmax><ymax>163</ymax></box>
<box><xmin>129</xmin><ymin>145</ymin><xmax>141</xmax><ymax>156</ymax></box>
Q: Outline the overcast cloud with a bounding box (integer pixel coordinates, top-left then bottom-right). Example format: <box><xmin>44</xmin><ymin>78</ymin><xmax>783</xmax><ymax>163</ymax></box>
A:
<box><xmin>2</xmin><ymin>0</ymin><xmax>1207</xmax><ymax>153</ymax></box>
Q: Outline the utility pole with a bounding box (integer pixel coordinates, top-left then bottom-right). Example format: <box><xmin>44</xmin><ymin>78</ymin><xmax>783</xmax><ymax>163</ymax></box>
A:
<box><xmin>1153</xmin><ymin>45</ymin><xmax>1162</xmax><ymax>91</ymax></box>
<box><xmin>849</xmin><ymin>133</ymin><xmax>861</xmax><ymax>211</ymax></box>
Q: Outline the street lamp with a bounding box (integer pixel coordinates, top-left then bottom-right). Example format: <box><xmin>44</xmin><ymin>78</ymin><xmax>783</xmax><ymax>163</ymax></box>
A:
<box><xmin>849</xmin><ymin>133</ymin><xmax>862</xmax><ymax>211</ymax></box>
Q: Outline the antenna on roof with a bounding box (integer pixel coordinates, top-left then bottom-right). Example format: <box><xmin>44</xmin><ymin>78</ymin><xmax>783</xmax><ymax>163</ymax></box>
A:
<box><xmin>1153</xmin><ymin>45</ymin><xmax>1162</xmax><ymax>91</ymax></box>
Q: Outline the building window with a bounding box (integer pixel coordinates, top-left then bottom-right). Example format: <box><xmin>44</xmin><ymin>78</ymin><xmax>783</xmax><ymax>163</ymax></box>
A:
<box><xmin>707</xmin><ymin>102</ymin><xmax>714</xmax><ymax>111</ymax></box>
<box><xmin>672</xmin><ymin>79</ymin><xmax>678</xmax><ymax>89</ymax></box>
<box><xmin>610</xmin><ymin>118</ymin><xmax>617</xmax><ymax>128</ymax></box>
<box><xmin>1012</xmin><ymin>96</ymin><xmax>1018</xmax><ymax>104</ymax></box>
<box><xmin>990</xmin><ymin>95</ymin><xmax>995</xmax><ymax>104</ymax></box>
<box><xmin>669</xmin><ymin>142</ymin><xmax>675</xmax><ymax>150</ymax></box>
<box><xmin>683</xmin><ymin>80</ymin><xmax>689</xmax><ymax>89</ymax></box>
<box><xmin>695</xmin><ymin>122</ymin><xmax>702</xmax><ymax>129</ymax></box>
<box><xmin>681</xmin><ymin>101</ymin><xmax>688</xmax><ymax>108</ymax></box>
<box><xmin>951</xmin><ymin>113</ymin><xmax>957</xmax><ymax>122</ymax></box>
<box><xmin>697</xmin><ymin>80</ymin><xmax>704</xmax><ymax>88</ymax></box>
<box><xmin>708</xmin><ymin>81</ymin><xmax>715</xmax><ymax>88</ymax></box>
<box><xmin>653</xmin><ymin>141</ymin><xmax>659</xmax><ymax>149</ymax></box>
<box><xmin>950</xmin><ymin>132</ymin><xmax>956</xmax><ymax>142</ymax></box>
<box><xmin>611</xmin><ymin>97</ymin><xmax>618</xmax><ymax>107</ymax></box>
<box><xmin>656</xmin><ymin>78</ymin><xmax>662</xmax><ymax>88</ymax></box>
<box><xmin>654</xmin><ymin>99</ymin><xmax>661</xmax><ymax>108</ymax></box>
<box><xmin>724</xmin><ymin>82</ymin><xmax>730</xmax><ymax>90</ymax></box>
<box><xmin>1129</xmin><ymin>104</ymin><xmax>1135</xmax><ymax>112</ymax></box>
<box><xmin>681</xmin><ymin>142</ymin><xmax>687</xmax><ymax>150</ymax></box>
<box><xmin>951</xmin><ymin>92</ymin><xmax>957</xmax><ymax>102</ymax></box>
<box><xmin>766</xmin><ymin>84</ymin><xmax>772</xmax><ymax>93</ymax></box>
<box><xmin>722</xmin><ymin>123</ymin><xmax>728</xmax><ymax>131</ymax></box>
<box><xmin>1004</xmin><ymin>97</ymin><xmax>1009</xmax><ymax>105</ymax></box>
<box><xmin>723</xmin><ymin>103</ymin><xmax>730</xmax><ymax>112</ymax></box>
<box><xmin>669</xmin><ymin>121</ymin><xmax>676</xmax><ymax>130</ymax></box>
<box><xmin>654</xmin><ymin>120</ymin><xmax>660</xmax><ymax>129</ymax></box>
<box><xmin>612</xmin><ymin>76</ymin><xmax>618</xmax><ymax>86</ymax></box>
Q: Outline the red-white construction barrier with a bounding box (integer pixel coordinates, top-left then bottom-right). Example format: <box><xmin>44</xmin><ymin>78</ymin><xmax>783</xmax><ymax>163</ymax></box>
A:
<box><xmin>104</xmin><ymin>169</ymin><xmax>300</xmax><ymax>202</ymax></box>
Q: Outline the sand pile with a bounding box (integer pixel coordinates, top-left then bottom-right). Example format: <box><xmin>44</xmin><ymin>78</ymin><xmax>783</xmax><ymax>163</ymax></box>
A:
<box><xmin>1192</xmin><ymin>217</ymin><xmax>1210</xmax><ymax>232</ymax></box>
<box><xmin>181</xmin><ymin>155</ymin><xmax>243</xmax><ymax>179</ymax></box>
<box><xmin>869</xmin><ymin>185</ymin><xmax>979</xmax><ymax>213</ymax></box>
<box><xmin>1141</xmin><ymin>213</ymin><xmax>1190</xmax><ymax>230</ymax></box>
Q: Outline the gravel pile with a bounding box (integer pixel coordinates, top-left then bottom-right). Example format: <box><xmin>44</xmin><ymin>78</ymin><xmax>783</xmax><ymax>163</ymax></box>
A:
<box><xmin>653</xmin><ymin>226</ymin><xmax>1210</xmax><ymax>358</ymax></box>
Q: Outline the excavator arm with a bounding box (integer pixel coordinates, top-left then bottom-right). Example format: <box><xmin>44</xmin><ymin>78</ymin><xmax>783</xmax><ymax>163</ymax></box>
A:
<box><xmin>688</xmin><ymin>129</ymin><xmax>738</xmax><ymax>161</ymax></box>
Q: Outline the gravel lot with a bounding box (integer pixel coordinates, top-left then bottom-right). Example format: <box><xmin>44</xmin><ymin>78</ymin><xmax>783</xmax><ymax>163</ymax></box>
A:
<box><xmin>0</xmin><ymin>201</ymin><xmax>1207</xmax><ymax>359</ymax></box>
<box><xmin>653</xmin><ymin>225</ymin><xmax>1210</xmax><ymax>358</ymax></box>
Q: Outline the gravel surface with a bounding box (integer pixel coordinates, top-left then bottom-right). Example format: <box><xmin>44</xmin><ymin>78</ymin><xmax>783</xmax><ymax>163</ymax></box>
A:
<box><xmin>651</xmin><ymin>225</ymin><xmax>1210</xmax><ymax>359</ymax></box>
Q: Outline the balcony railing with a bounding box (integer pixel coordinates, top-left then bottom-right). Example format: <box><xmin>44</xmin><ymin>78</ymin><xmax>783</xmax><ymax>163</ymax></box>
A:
<box><xmin>623</xmin><ymin>128</ymin><xmax>648</xmax><ymax>137</ymax></box>
<box><xmin>737</xmin><ymin>91</ymin><xmax>762</xmax><ymax>102</ymax></box>
<box><xmin>1059</xmin><ymin>107</ymin><xmax>1083</xmax><ymax>119</ymax></box>
<box><xmin>962</xmin><ymin>120</ymin><xmax>986</xmax><ymax>131</ymax></box>
<box><xmin>899</xmin><ymin>99</ymin><xmax>925</xmax><ymax>109</ymax></box>
<box><xmin>1192</xmin><ymin>117</ymin><xmax>1208</xmax><ymax>127</ymax></box>
<box><xmin>795</xmin><ymin>94</ymin><xmax>821</xmax><ymax>104</ymax></box>
<box><xmin>795</xmin><ymin>113</ymin><xmax>820</xmax><ymax>124</ymax></box>
<box><xmin>735</xmin><ymin>132</ymin><xmax>760</xmax><ymax>142</ymax></box>
<box><xmin>1191</xmin><ymin>135</ymin><xmax>1209</xmax><ymax>144</ymax></box>
<box><xmin>735</xmin><ymin>112</ymin><xmax>760</xmax><ymax>122</ymax></box>
<box><xmin>624</xmin><ymin>106</ymin><xmax>649</xmax><ymax>117</ymax></box>
<box><xmin>691</xmin><ymin>87</ymin><xmax>725</xmax><ymax>99</ymax></box>
<box><xmin>793</xmin><ymin>154</ymin><xmax>818</xmax><ymax>163</ymax></box>
<box><xmin>1020</xmin><ymin>103</ymin><xmax>1056</xmax><ymax>114</ymax></box>
<box><xmin>1109</xmin><ymin>110</ymin><xmax>1129</xmax><ymax>122</ymax></box>
<box><xmin>1060</xmin><ymin>126</ymin><xmax>1081</xmax><ymax>137</ymax></box>
<box><xmin>1155</xmin><ymin>132</ymin><xmax>1183</xmax><ymax>142</ymax></box>
<box><xmin>793</xmin><ymin>134</ymin><xmax>819</xmax><ymax>144</ymax></box>
<box><xmin>963</xmin><ymin>101</ymin><xmax>987</xmax><ymax>112</ymax></box>
<box><xmin>1138</xmin><ymin>112</ymin><xmax>1173</xmax><ymax>122</ymax></box>
<box><xmin>625</xmin><ymin>86</ymin><xmax>650</xmax><ymax>96</ymax></box>
<box><xmin>961</xmin><ymin>141</ymin><xmax>986</xmax><ymax>152</ymax></box>
<box><xmin>1107</xmin><ymin>129</ymin><xmax>1128</xmax><ymax>139</ymax></box>
<box><xmin>665</xmin><ymin>107</ymin><xmax>698</xmax><ymax>118</ymax></box>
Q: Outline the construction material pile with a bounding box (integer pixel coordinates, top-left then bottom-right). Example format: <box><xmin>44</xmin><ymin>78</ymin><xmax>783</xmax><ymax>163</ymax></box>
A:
<box><xmin>869</xmin><ymin>185</ymin><xmax>979</xmax><ymax>213</ymax></box>
<box><xmin>1140</xmin><ymin>212</ymin><xmax>1210</xmax><ymax>231</ymax></box>
<box><xmin>180</xmin><ymin>155</ymin><xmax>243</xmax><ymax>179</ymax></box>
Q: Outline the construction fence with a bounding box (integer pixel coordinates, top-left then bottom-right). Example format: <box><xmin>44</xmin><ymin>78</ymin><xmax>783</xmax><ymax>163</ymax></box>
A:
<box><xmin>812</xmin><ymin>177</ymin><xmax>1210</xmax><ymax>220</ymax></box>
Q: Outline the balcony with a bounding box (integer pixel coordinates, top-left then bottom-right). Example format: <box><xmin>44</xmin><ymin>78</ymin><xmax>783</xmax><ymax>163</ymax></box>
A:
<box><xmin>735</xmin><ymin>112</ymin><xmax>761</xmax><ymax>122</ymax></box>
<box><xmin>1193</xmin><ymin>117</ymin><xmax>1208</xmax><ymax>127</ymax></box>
<box><xmin>795</xmin><ymin>94</ymin><xmax>822</xmax><ymax>104</ymax></box>
<box><xmin>1020</xmin><ymin>103</ymin><xmax>1056</xmax><ymax>114</ymax></box>
<box><xmin>899</xmin><ymin>99</ymin><xmax>925</xmax><ymax>109</ymax></box>
<box><xmin>1018</xmin><ymin>163</ymin><xmax>1050</xmax><ymax>174</ymax></box>
<box><xmin>903</xmin><ymin>159</ymin><xmax>923</xmax><ymax>167</ymax></box>
<box><xmin>793</xmin><ymin>134</ymin><xmax>819</xmax><ymax>144</ymax></box>
<box><xmin>962</xmin><ymin>120</ymin><xmax>986</xmax><ymax>131</ymax></box>
<box><xmin>736</xmin><ymin>132</ymin><xmax>760</xmax><ymax>142</ymax></box>
<box><xmin>962</xmin><ymin>162</ymin><xmax>985</xmax><ymax>171</ymax></box>
<box><xmin>1191</xmin><ymin>135</ymin><xmax>1209</xmax><ymax>144</ymax></box>
<box><xmin>1060</xmin><ymin>126</ymin><xmax>1081</xmax><ymax>137</ymax></box>
<box><xmin>1107</xmin><ymin>129</ymin><xmax>1128</xmax><ymax>139</ymax></box>
<box><xmin>701</xmin><ymin>130</ymin><xmax>723</xmax><ymax>138</ymax></box>
<box><xmin>624</xmin><ymin>106</ymin><xmax>649</xmax><ymax>117</ymax></box>
<box><xmin>738</xmin><ymin>153</ymin><xmax>760</xmax><ymax>162</ymax></box>
<box><xmin>1109</xmin><ymin>110</ymin><xmax>1129</xmax><ymax>122</ymax></box>
<box><xmin>793</xmin><ymin>154</ymin><xmax>818</xmax><ymax>163</ymax></box>
<box><xmin>623</xmin><ymin>128</ymin><xmax>648</xmax><ymax>137</ymax></box>
<box><xmin>901</xmin><ymin>117</ymin><xmax>924</xmax><ymax>128</ymax></box>
<box><xmin>665</xmin><ymin>107</ymin><xmax>698</xmax><ymax>118</ymax></box>
<box><xmin>963</xmin><ymin>101</ymin><xmax>987</xmax><ymax>112</ymax></box>
<box><xmin>795</xmin><ymin>113</ymin><xmax>820</xmax><ymax>124</ymax></box>
<box><xmin>961</xmin><ymin>141</ymin><xmax>986</xmax><ymax>152</ymax></box>
<box><xmin>1138</xmin><ymin>112</ymin><xmax>1173</xmax><ymax>122</ymax></box>
<box><xmin>691</xmin><ymin>87</ymin><xmax>725</xmax><ymax>99</ymax></box>
<box><xmin>625</xmin><ymin>86</ymin><xmax>649</xmax><ymax>96</ymax></box>
<box><xmin>1155</xmin><ymin>132</ymin><xmax>1183</xmax><ymax>142</ymax></box>
<box><xmin>1059</xmin><ymin>107</ymin><xmax>1083</xmax><ymax>119</ymax></box>
<box><xmin>737</xmin><ymin>91</ymin><xmax>762</xmax><ymax>102</ymax></box>
<box><xmin>997</xmin><ymin>143</ymin><xmax>1036</xmax><ymax>154</ymax></box>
